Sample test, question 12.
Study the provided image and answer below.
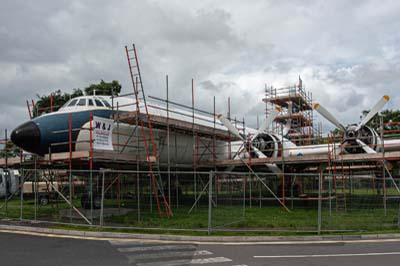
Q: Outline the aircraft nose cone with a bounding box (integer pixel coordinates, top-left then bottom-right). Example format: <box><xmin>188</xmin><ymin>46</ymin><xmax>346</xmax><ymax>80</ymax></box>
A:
<box><xmin>11</xmin><ymin>121</ymin><xmax>41</xmax><ymax>154</ymax></box>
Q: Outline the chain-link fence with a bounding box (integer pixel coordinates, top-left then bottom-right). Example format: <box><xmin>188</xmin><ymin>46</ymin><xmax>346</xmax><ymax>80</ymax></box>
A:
<box><xmin>0</xmin><ymin>168</ymin><xmax>400</xmax><ymax>234</ymax></box>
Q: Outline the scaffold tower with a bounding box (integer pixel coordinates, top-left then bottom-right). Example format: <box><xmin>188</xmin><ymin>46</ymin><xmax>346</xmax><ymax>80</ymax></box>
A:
<box><xmin>263</xmin><ymin>77</ymin><xmax>322</xmax><ymax>145</ymax></box>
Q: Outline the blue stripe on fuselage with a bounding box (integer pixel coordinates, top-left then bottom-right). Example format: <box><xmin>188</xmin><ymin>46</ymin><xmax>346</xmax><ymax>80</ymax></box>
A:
<box><xmin>32</xmin><ymin>109</ymin><xmax>113</xmax><ymax>155</ymax></box>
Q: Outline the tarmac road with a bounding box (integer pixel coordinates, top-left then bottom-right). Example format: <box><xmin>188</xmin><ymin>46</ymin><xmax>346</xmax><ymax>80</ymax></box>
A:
<box><xmin>1</xmin><ymin>231</ymin><xmax>400</xmax><ymax>266</ymax></box>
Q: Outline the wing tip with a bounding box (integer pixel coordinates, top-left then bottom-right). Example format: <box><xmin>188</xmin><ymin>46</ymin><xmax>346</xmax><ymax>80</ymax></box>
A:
<box><xmin>313</xmin><ymin>103</ymin><xmax>319</xmax><ymax>109</ymax></box>
<box><xmin>383</xmin><ymin>95</ymin><xmax>390</xmax><ymax>101</ymax></box>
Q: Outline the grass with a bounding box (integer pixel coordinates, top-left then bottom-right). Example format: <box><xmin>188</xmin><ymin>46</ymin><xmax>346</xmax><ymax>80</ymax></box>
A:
<box><xmin>1</xmin><ymin>196</ymin><xmax>400</xmax><ymax>236</ymax></box>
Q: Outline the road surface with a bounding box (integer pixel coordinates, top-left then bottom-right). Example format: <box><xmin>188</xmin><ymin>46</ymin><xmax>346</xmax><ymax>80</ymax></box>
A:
<box><xmin>1</xmin><ymin>231</ymin><xmax>400</xmax><ymax>265</ymax></box>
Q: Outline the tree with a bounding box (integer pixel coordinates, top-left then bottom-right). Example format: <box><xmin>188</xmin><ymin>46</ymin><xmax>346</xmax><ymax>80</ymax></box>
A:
<box><xmin>33</xmin><ymin>89</ymin><xmax>84</xmax><ymax>117</ymax></box>
<box><xmin>32</xmin><ymin>79</ymin><xmax>122</xmax><ymax>117</ymax></box>
<box><xmin>0</xmin><ymin>140</ymin><xmax>21</xmax><ymax>158</ymax></box>
<box><xmin>363</xmin><ymin>109</ymin><xmax>400</xmax><ymax>134</ymax></box>
<box><xmin>84</xmin><ymin>80</ymin><xmax>121</xmax><ymax>96</ymax></box>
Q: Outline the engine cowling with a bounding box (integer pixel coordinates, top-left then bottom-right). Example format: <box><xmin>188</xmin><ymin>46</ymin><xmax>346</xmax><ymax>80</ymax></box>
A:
<box><xmin>249</xmin><ymin>133</ymin><xmax>281</xmax><ymax>158</ymax></box>
<box><xmin>343</xmin><ymin>125</ymin><xmax>379</xmax><ymax>154</ymax></box>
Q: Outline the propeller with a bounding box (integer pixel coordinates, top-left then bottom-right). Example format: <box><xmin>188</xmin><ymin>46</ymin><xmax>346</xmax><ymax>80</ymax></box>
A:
<box><xmin>218</xmin><ymin>109</ymin><xmax>282</xmax><ymax>174</ymax></box>
<box><xmin>313</xmin><ymin>103</ymin><xmax>346</xmax><ymax>131</ymax></box>
<box><xmin>314</xmin><ymin>95</ymin><xmax>390</xmax><ymax>154</ymax></box>
<box><xmin>251</xmin><ymin>106</ymin><xmax>281</xmax><ymax>142</ymax></box>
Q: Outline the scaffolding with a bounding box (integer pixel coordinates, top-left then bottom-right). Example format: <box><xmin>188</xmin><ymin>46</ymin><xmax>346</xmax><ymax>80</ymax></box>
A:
<box><xmin>263</xmin><ymin>77</ymin><xmax>322</xmax><ymax>145</ymax></box>
<box><xmin>1</xmin><ymin>45</ymin><xmax>400</xmax><ymax>233</ymax></box>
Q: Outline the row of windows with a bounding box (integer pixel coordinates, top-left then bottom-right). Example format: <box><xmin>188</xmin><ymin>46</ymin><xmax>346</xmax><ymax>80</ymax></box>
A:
<box><xmin>62</xmin><ymin>98</ymin><xmax>111</xmax><ymax>108</ymax></box>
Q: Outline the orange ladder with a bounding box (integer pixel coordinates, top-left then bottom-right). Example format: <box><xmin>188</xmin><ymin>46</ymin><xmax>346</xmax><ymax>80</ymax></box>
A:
<box><xmin>125</xmin><ymin>44</ymin><xmax>171</xmax><ymax>218</ymax></box>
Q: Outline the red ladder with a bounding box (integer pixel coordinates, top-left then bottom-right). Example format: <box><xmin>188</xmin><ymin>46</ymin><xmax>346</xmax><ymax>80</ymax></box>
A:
<box><xmin>125</xmin><ymin>44</ymin><xmax>171</xmax><ymax>218</ymax></box>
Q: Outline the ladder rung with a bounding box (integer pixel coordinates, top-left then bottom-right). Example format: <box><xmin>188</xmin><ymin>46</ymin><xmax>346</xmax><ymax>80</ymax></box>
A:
<box><xmin>127</xmin><ymin>48</ymin><xmax>135</xmax><ymax>52</ymax></box>
<box><xmin>129</xmin><ymin>57</ymin><xmax>137</xmax><ymax>61</ymax></box>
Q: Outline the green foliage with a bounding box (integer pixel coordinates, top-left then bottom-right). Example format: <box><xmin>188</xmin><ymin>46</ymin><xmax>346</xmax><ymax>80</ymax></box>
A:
<box><xmin>84</xmin><ymin>80</ymin><xmax>121</xmax><ymax>96</ymax></box>
<box><xmin>32</xmin><ymin>80</ymin><xmax>121</xmax><ymax>117</ymax></box>
<box><xmin>0</xmin><ymin>140</ymin><xmax>21</xmax><ymax>158</ymax></box>
<box><xmin>33</xmin><ymin>89</ymin><xmax>84</xmax><ymax>117</ymax></box>
<box><xmin>364</xmin><ymin>109</ymin><xmax>400</xmax><ymax>134</ymax></box>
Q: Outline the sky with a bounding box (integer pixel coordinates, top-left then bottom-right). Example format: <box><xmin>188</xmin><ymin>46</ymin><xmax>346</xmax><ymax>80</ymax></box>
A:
<box><xmin>1</xmin><ymin>0</ymin><xmax>400</xmax><ymax>135</ymax></box>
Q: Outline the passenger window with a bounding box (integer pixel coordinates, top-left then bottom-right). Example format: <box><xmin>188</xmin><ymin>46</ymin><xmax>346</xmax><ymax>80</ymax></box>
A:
<box><xmin>68</xmin><ymin>99</ymin><xmax>78</xmax><ymax>107</ymax></box>
<box><xmin>95</xmin><ymin>99</ymin><xmax>104</xmax><ymax>107</ymax></box>
<box><xmin>77</xmin><ymin>99</ymin><xmax>86</xmax><ymax>106</ymax></box>
<box><xmin>0</xmin><ymin>174</ymin><xmax>2</xmax><ymax>184</ymax></box>
<box><xmin>88</xmin><ymin>99</ymin><xmax>94</xmax><ymax>106</ymax></box>
<box><xmin>102</xmin><ymin>100</ymin><xmax>111</xmax><ymax>108</ymax></box>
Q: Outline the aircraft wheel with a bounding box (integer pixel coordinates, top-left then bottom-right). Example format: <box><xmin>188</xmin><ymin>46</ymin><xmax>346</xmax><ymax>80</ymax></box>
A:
<box><xmin>39</xmin><ymin>196</ymin><xmax>49</xmax><ymax>206</ymax></box>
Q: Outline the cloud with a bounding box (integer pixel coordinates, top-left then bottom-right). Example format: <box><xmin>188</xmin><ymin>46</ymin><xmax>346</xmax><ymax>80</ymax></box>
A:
<box><xmin>0</xmin><ymin>0</ymin><xmax>399</xmax><ymax>136</ymax></box>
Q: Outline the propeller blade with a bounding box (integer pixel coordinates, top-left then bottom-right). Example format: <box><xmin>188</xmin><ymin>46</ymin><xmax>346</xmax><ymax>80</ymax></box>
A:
<box><xmin>356</xmin><ymin>139</ymin><xmax>376</xmax><ymax>154</ymax></box>
<box><xmin>356</xmin><ymin>95</ymin><xmax>390</xmax><ymax>131</ymax></box>
<box><xmin>266</xmin><ymin>163</ymin><xmax>283</xmax><ymax>174</ymax></box>
<box><xmin>251</xmin><ymin>145</ymin><xmax>282</xmax><ymax>174</ymax></box>
<box><xmin>217</xmin><ymin>114</ymin><xmax>244</xmax><ymax>141</ymax></box>
<box><xmin>251</xmin><ymin>106</ymin><xmax>281</xmax><ymax>141</ymax></box>
<box><xmin>282</xmin><ymin>102</ymin><xmax>292</xmax><ymax>136</ymax></box>
<box><xmin>313</xmin><ymin>103</ymin><xmax>346</xmax><ymax>131</ymax></box>
<box><xmin>282</xmin><ymin>122</ymin><xmax>291</xmax><ymax>136</ymax></box>
<box><xmin>251</xmin><ymin>145</ymin><xmax>266</xmax><ymax>158</ymax></box>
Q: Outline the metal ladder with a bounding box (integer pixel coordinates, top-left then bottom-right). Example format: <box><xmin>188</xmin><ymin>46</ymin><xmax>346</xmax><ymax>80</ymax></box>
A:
<box><xmin>125</xmin><ymin>44</ymin><xmax>171</xmax><ymax>218</ymax></box>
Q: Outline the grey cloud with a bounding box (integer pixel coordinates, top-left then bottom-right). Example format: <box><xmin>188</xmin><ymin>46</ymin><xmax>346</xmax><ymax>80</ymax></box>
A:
<box><xmin>1</xmin><ymin>0</ymin><xmax>400</xmax><ymax>135</ymax></box>
<box><xmin>198</xmin><ymin>80</ymin><xmax>238</xmax><ymax>93</ymax></box>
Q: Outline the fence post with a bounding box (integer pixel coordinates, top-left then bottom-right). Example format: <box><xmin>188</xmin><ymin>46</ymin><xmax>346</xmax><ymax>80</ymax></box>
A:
<box><xmin>34</xmin><ymin>160</ymin><xmax>37</xmax><ymax>221</ymax></box>
<box><xmin>318</xmin><ymin>172</ymin><xmax>322</xmax><ymax>235</ymax></box>
<box><xmin>100</xmin><ymin>170</ymin><xmax>105</xmax><ymax>227</ymax></box>
<box><xmin>20</xmin><ymin>168</ymin><xmax>24</xmax><ymax>221</ymax></box>
<box><xmin>398</xmin><ymin>201</ymin><xmax>400</xmax><ymax>229</ymax></box>
<box><xmin>208</xmin><ymin>171</ymin><xmax>213</xmax><ymax>236</ymax></box>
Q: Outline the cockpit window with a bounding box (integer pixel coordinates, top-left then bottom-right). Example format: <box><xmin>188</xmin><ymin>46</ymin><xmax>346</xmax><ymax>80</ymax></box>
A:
<box><xmin>88</xmin><ymin>99</ymin><xmax>94</xmax><ymax>106</ymax></box>
<box><xmin>77</xmin><ymin>99</ymin><xmax>86</xmax><ymax>106</ymax></box>
<box><xmin>68</xmin><ymin>99</ymin><xmax>78</xmax><ymax>107</ymax></box>
<box><xmin>102</xmin><ymin>100</ymin><xmax>111</xmax><ymax>108</ymax></box>
<box><xmin>95</xmin><ymin>99</ymin><xmax>104</xmax><ymax>107</ymax></box>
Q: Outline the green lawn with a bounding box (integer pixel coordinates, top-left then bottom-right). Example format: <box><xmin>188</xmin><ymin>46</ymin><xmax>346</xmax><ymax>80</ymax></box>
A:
<box><xmin>1</xmin><ymin>197</ymin><xmax>399</xmax><ymax>234</ymax></box>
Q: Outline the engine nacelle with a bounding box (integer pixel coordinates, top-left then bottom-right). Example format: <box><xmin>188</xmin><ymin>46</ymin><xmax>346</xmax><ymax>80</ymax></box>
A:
<box><xmin>343</xmin><ymin>125</ymin><xmax>380</xmax><ymax>154</ymax></box>
<box><xmin>249</xmin><ymin>133</ymin><xmax>281</xmax><ymax>158</ymax></box>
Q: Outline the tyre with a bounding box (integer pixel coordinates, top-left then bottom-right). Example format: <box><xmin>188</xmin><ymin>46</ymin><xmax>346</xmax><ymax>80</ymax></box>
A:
<box><xmin>39</xmin><ymin>195</ymin><xmax>49</xmax><ymax>206</ymax></box>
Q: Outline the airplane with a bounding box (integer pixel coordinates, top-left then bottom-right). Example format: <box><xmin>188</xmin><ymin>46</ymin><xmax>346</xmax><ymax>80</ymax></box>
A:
<box><xmin>10</xmin><ymin>90</ymin><xmax>341</xmax><ymax>170</ymax></box>
<box><xmin>10</xmin><ymin>90</ymin><xmax>400</xmax><ymax>173</ymax></box>
<box><xmin>11</xmin><ymin>94</ymin><xmax>234</xmax><ymax>165</ymax></box>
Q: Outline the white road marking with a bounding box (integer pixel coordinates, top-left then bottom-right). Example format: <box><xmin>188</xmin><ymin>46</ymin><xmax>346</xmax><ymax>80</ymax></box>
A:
<box><xmin>191</xmin><ymin>257</ymin><xmax>233</xmax><ymax>264</ymax></box>
<box><xmin>254</xmin><ymin>251</ymin><xmax>400</xmax><ymax>258</ymax></box>
<box><xmin>136</xmin><ymin>257</ymin><xmax>232</xmax><ymax>266</ymax></box>
<box><xmin>128</xmin><ymin>250</ymin><xmax>212</xmax><ymax>263</ymax></box>
<box><xmin>118</xmin><ymin>244</ymin><xmax>196</xmax><ymax>252</ymax></box>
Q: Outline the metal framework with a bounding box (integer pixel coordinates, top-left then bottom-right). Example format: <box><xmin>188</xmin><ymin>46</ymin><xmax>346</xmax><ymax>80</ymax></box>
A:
<box><xmin>263</xmin><ymin>78</ymin><xmax>322</xmax><ymax>145</ymax></box>
<box><xmin>1</xmin><ymin>47</ymin><xmax>400</xmax><ymax>230</ymax></box>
